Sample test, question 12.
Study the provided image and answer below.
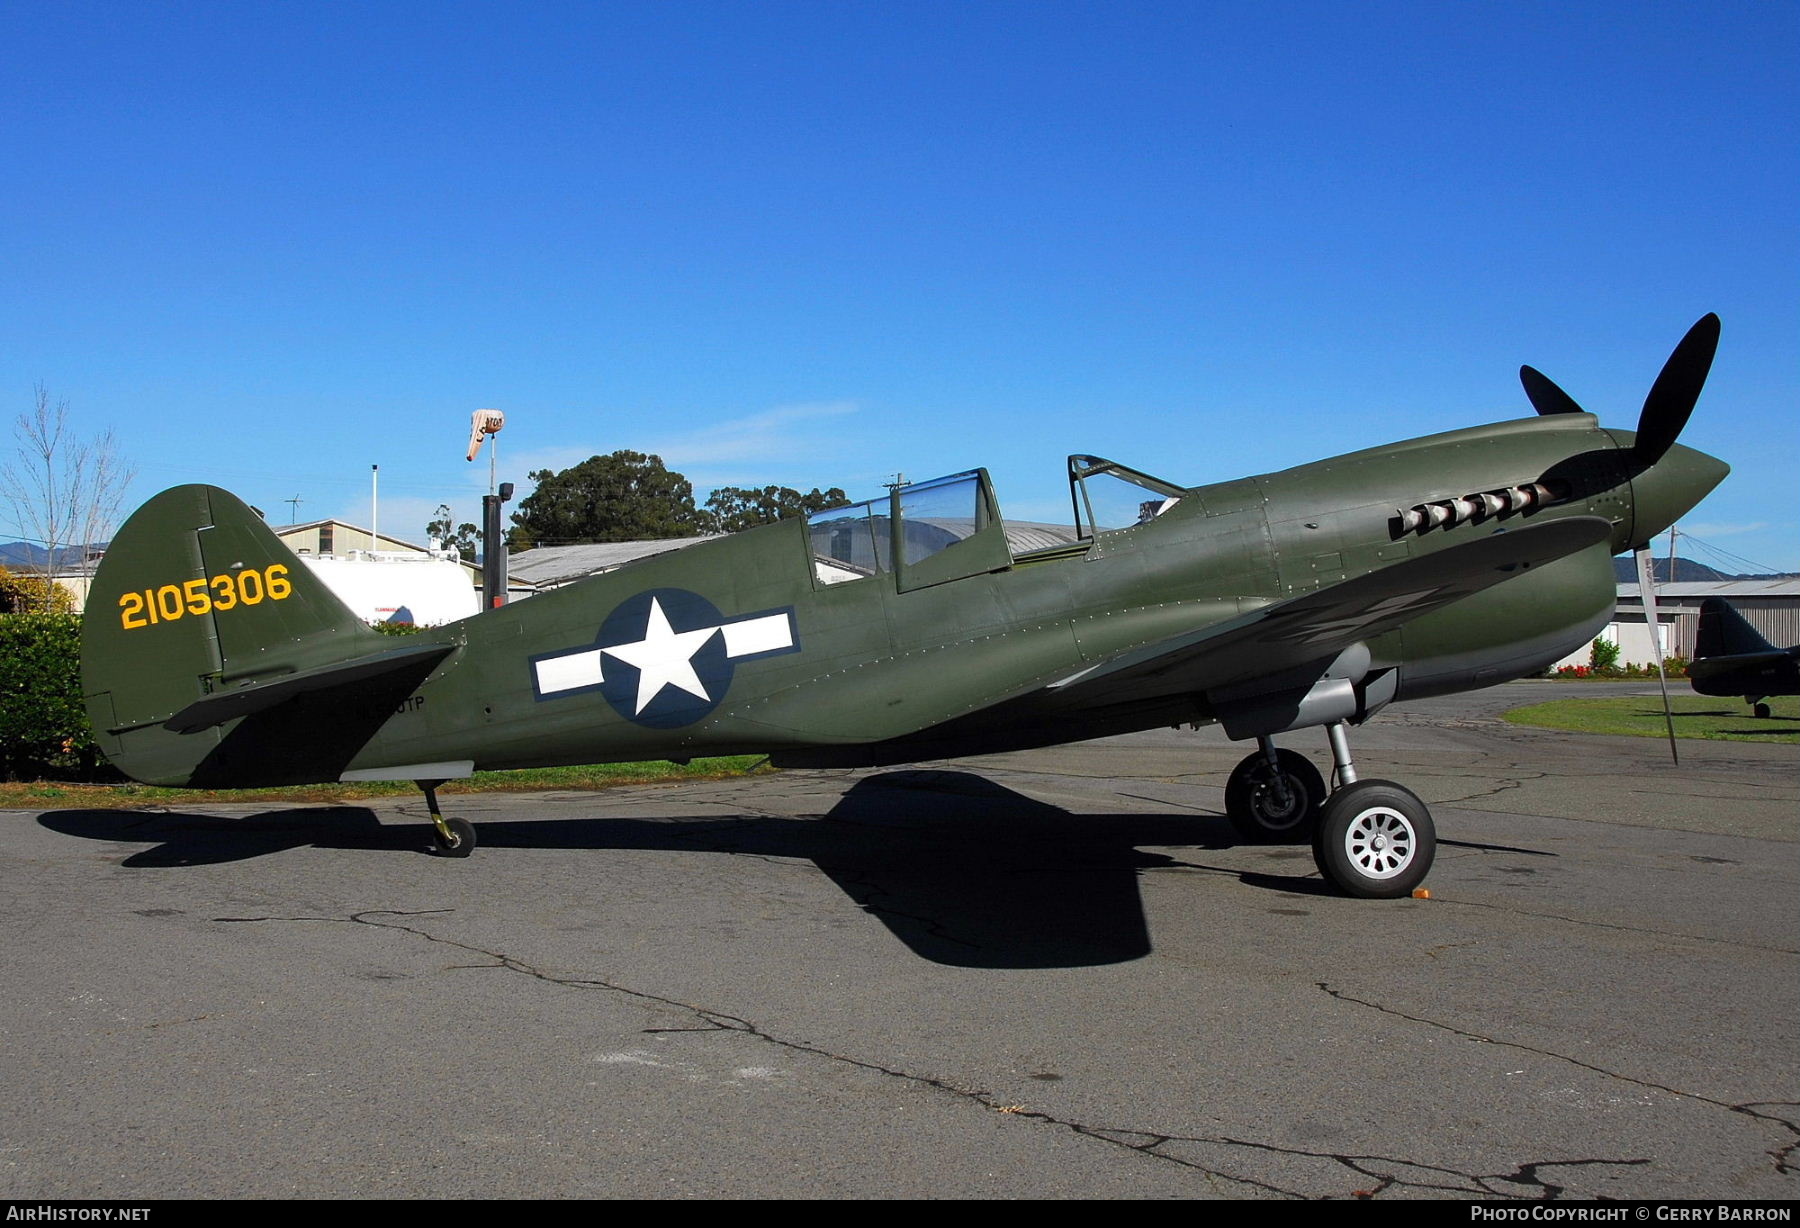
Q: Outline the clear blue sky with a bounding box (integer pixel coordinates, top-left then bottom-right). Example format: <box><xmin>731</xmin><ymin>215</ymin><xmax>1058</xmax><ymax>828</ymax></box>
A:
<box><xmin>5</xmin><ymin>1</ymin><xmax>1795</xmax><ymax>570</ymax></box>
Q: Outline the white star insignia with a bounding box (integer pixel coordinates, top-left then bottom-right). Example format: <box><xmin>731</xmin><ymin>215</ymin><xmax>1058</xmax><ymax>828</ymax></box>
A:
<box><xmin>599</xmin><ymin>597</ymin><xmax>721</xmax><ymax>714</ymax></box>
<box><xmin>531</xmin><ymin>598</ymin><xmax>797</xmax><ymax>715</ymax></box>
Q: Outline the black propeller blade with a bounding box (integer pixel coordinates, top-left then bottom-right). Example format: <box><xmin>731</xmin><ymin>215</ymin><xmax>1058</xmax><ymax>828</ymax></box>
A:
<box><xmin>1519</xmin><ymin>365</ymin><xmax>1586</xmax><ymax>416</ymax></box>
<box><xmin>1633</xmin><ymin>313</ymin><xmax>1720</xmax><ymax>466</ymax></box>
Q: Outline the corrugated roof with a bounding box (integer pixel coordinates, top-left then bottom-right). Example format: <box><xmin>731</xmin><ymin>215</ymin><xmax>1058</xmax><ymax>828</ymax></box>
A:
<box><xmin>1615</xmin><ymin>580</ymin><xmax>1800</xmax><ymax>599</ymax></box>
<box><xmin>1004</xmin><ymin>522</ymin><xmax>1083</xmax><ymax>553</ymax></box>
<box><xmin>507</xmin><ymin>537</ymin><xmax>716</xmax><ymax>586</ymax></box>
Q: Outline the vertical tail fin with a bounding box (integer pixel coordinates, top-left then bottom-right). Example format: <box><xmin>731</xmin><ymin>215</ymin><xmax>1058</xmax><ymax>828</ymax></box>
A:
<box><xmin>80</xmin><ymin>486</ymin><xmax>410</xmax><ymax>785</ymax></box>
<box><xmin>1695</xmin><ymin>596</ymin><xmax>1775</xmax><ymax>660</ymax></box>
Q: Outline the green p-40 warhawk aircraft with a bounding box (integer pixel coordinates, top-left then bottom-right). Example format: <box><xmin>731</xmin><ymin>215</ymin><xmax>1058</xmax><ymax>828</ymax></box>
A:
<box><xmin>81</xmin><ymin>316</ymin><xmax>1729</xmax><ymax>898</ymax></box>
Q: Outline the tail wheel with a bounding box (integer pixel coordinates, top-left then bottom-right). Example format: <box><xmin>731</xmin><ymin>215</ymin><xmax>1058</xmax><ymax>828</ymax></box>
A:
<box><xmin>432</xmin><ymin>817</ymin><xmax>477</xmax><ymax>858</ymax></box>
<box><xmin>1225</xmin><ymin>748</ymin><xmax>1325</xmax><ymax>843</ymax></box>
<box><xmin>1313</xmin><ymin>780</ymin><xmax>1434</xmax><ymax>899</ymax></box>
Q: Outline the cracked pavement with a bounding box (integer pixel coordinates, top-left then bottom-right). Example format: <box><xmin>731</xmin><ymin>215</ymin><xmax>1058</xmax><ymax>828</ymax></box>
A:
<box><xmin>2</xmin><ymin>681</ymin><xmax>1794</xmax><ymax>1198</ymax></box>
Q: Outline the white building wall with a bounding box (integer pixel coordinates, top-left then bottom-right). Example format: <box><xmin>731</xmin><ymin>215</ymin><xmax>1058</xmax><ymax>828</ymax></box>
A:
<box><xmin>1551</xmin><ymin>617</ymin><xmax>1680</xmax><ymax>670</ymax></box>
<box><xmin>299</xmin><ymin>557</ymin><xmax>478</xmax><ymax>626</ymax></box>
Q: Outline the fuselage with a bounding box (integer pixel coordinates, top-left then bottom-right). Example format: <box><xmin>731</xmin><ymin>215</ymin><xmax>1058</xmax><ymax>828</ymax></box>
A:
<box><xmin>310</xmin><ymin>410</ymin><xmax>1723</xmax><ymax>781</ymax></box>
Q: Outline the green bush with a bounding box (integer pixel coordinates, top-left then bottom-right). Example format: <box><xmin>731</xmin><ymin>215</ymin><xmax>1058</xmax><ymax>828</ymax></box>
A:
<box><xmin>0</xmin><ymin>614</ymin><xmax>428</xmax><ymax>781</ymax></box>
<box><xmin>1589</xmin><ymin>638</ymin><xmax>1622</xmax><ymax>675</ymax></box>
<box><xmin>0</xmin><ymin>613</ymin><xmax>105</xmax><ymax>781</ymax></box>
<box><xmin>370</xmin><ymin>620</ymin><xmax>425</xmax><ymax>635</ymax></box>
<box><xmin>0</xmin><ymin>565</ymin><xmax>75</xmax><ymax>614</ymax></box>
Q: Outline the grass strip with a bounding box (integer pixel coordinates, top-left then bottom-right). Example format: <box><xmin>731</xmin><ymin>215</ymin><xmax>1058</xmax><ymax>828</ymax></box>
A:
<box><xmin>1503</xmin><ymin>694</ymin><xmax>1798</xmax><ymax>742</ymax></box>
<box><xmin>0</xmin><ymin>756</ymin><xmax>771</xmax><ymax>810</ymax></box>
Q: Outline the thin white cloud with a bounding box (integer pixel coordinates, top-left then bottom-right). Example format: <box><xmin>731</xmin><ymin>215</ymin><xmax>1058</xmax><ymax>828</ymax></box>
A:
<box><xmin>643</xmin><ymin>401</ymin><xmax>859</xmax><ymax>468</ymax></box>
<box><xmin>505</xmin><ymin>444</ymin><xmax>603</xmax><ymax>482</ymax></box>
<box><xmin>320</xmin><ymin>494</ymin><xmax>455</xmax><ymax>547</ymax></box>
<box><xmin>1681</xmin><ymin>521</ymin><xmax>1771</xmax><ymax>538</ymax></box>
<box><xmin>507</xmin><ymin>401</ymin><xmax>864</xmax><ymax>494</ymax></box>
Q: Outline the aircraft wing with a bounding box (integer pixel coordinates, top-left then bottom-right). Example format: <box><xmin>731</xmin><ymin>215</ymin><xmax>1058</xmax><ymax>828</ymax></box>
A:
<box><xmin>1038</xmin><ymin>515</ymin><xmax>1615</xmax><ymax>709</ymax></box>
<box><xmin>774</xmin><ymin>515</ymin><xmax>1616</xmax><ymax>768</ymax></box>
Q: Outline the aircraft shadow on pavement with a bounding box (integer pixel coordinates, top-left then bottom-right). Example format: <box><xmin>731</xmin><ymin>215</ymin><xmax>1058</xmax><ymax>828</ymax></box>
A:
<box><xmin>39</xmin><ymin>805</ymin><xmax>414</xmax><ymax>866</ymax></box>
<box><xmin>40</xmin><ymin>770</ymin><xmax>1324</xmax><ymax>968</ymax></box>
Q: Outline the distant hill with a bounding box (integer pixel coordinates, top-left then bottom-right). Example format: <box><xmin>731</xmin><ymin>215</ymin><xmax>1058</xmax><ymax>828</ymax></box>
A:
<box><xmin>1611</xmin><ymin>556</ymin><xmax>1797</xmax><ymax>583</ymax></box>
<box><xmin>0</xmin><ymin>541</ymin><xmax>102</xmax><ymax>571</ymax></box>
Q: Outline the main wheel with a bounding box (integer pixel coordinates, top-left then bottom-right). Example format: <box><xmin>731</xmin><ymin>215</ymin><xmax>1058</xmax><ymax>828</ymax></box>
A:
<box><xmin>1754</xmin><ymin>702</ymin><xmax>1771</xmax><ymax>719</ymax></box>
<box><xmin>1313</xmin><ymin>780</ymin><xmax>1434</xmax><ymax>899</ymax></box>
<box><xmin>1224</xmin><ymin>748</ymin><xmax>1326</xmax><ymax>843</ymax></box>
<box><xmin>432</xmin><ymin>817</ymin><xmax>477</xmax><ymax>858</ymax></box>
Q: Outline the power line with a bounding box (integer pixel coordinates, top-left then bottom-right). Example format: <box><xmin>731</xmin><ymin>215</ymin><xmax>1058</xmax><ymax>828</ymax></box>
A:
<box><xmin>1678</xmin><ymin>531</ymin><xmax>1785</xmax><ymax>576</ymax></box>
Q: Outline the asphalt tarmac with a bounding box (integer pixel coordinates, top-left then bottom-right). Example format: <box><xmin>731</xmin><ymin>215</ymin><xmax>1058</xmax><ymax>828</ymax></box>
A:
<box><xmin>2</xmin><ymin>682</ymin><xmax>1794</xmax><ymax>1199</ymax></box>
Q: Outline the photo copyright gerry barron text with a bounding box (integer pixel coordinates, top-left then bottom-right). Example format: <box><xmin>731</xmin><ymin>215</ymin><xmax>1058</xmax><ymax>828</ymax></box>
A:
<box><xmin>1472</xmin><ymin>1210</ymin><xmax>1791</xmax><ymax>1223</ymax></box>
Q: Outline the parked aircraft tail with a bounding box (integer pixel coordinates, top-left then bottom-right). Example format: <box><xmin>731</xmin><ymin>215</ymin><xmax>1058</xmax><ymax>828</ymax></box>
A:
<box><xmin>1695</xmin><ymin>596</ymin><xmax>1776</xmax><ymax>660</ymax></box>
<box><xmin>81</xmin><ymin>485</ymin><xmax>454</xmax><ymax>786</ymax></box>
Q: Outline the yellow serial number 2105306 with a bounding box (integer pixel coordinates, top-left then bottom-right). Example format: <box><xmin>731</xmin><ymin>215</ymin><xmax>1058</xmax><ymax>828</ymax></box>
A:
<box><xmin>118</xmin><ymin>564</ymin><xmax>294</xmax><ymax>630</ymax></box>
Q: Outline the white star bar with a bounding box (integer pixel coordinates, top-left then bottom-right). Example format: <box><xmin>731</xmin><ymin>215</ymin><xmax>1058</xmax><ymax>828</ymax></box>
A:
<box><xmin>533</xmin><ymin>648</ymin><xmax>604</xmax><ymax>695</ymax></box>
<box><xmin>533</xmin><ymin>599</ymin><xmax>796</xmax><ymax>712</ymax></box>
<box><xmin>720</xmin><ymin>612</ymin><xmax>795</xmax><ymax>657</ymax></box>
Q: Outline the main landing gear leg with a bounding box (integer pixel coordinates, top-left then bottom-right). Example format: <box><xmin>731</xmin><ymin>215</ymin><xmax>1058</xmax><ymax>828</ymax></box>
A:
<box><xmin>1311</xmin><ymin>722</ymin><xmax>1435</xmax><ymax>899</ymax></box>
<box><xmin>1224</xmin><ymin>736</ymin><xmax>1325</xmax><ymax>844</ymax></box>
<box><xmin>419</xmin><ymin>779</ymin><xmax>476</xmax><ymax>858</ymax></box>
<box><xmin>1325</xmin><ymin>721</ymin><xmax>1358</xmax><ymax>786</ymax></box>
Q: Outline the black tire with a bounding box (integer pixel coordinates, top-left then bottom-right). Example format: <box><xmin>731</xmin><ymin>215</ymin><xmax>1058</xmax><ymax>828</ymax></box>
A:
<box><xmin>432</xmin><ymin>817</ymin><xmax>477</xmax><ymax>858</ymax></box>
<box><xmin>1224</xmin><ymin>748</ymin><xmax>1326</xmax><ymax>843</ymax></box>
<box><xmin>1313</xmin><ymin>780</ymin><xmax>1434</xmax><ymax>899</ymax></box>
<box><xmin>1753</xmin><ymin>702</ymin><xmax>1771</xmax><ymax>719</ymax></box>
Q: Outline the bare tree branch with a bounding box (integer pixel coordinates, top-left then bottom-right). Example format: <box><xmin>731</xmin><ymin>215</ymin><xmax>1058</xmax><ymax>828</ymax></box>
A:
<box><xmin>1</xmin><ymin>386</ymin><xmax>136</xmax><ymax>610</ymax></box>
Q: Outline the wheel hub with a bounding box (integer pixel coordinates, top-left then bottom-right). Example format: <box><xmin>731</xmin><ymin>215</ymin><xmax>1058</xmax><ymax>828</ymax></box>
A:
<box><xmin>1344</xmin><ymin>808</ymin><xmax>1415</xmax><ymax>880</ymax></box>
<box><xmin>1255</xmin><ymin>775</ymin><xmax>1302</xmax><ymax>822</ymax></box>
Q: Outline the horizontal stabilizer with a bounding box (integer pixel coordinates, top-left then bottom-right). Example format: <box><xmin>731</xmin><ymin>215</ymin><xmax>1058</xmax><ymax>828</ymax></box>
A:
<box><xmin>1688</xmin><ymin>650</ymin><xmax>1797</xmax><ymax>683</ymax></box>
<box><xmin>1687</xmin><ymin>643</ymin><xmax>1800</xmax><ymax>701</ymax></box>
<box><xmin>162</xmin><ymin>640</ymin><xmax>456</xmax><ymax>734</ymax></box>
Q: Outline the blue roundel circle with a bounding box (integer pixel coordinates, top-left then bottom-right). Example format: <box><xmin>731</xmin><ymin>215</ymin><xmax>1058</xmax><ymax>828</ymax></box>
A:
<box><xmin>595</xmin><ymin>588</ymin><xmax>735</xmax><ymax>729</ymax></box>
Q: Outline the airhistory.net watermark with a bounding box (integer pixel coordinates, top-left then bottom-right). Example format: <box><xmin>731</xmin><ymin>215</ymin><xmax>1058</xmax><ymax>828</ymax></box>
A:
<box><xmin>5</xmin><ymin>1210</ymin><xmax>150</xmax><ymax>1222</ymax></box>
